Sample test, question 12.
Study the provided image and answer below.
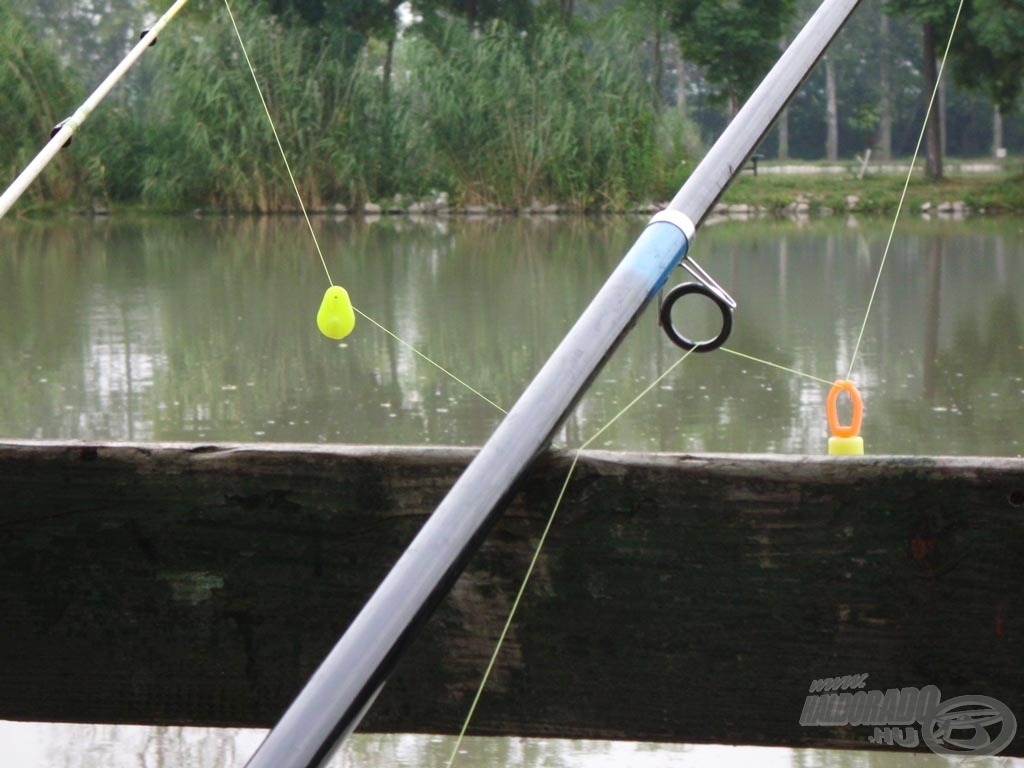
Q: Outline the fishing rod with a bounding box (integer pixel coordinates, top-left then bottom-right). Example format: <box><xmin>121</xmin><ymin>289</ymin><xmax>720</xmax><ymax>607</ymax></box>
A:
<box><xmin>0</xmin><ymin>0</ymin><xmax>191</xmax><ymax>220</ymax></box>
<box><xmin>244</xmin><ymin>1</ymin><xmax>863</xmax><ymax>766</ymax></box>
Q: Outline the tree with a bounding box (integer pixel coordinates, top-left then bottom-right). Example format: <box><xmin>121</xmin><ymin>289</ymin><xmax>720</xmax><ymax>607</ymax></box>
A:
<box><xmin>776</xmin><ymin>0</ymin><xmax>892</xmax><ymax>161</ymax></box>
<box><xmin>670</xmin><ymin>0</ymin><xmax>796</xmax><ymax>116</ymax></box>
<box><xmin>888</xmin><ymin>0</ymin><xmax>1024</xmax><ymax>177</ymax></box>
<box><xmin>267</xmin><ymin>0</ymin><xmax>406</xmax><ymax>176</ymax></box>
<box><xmin>264</xmin><ymin>0</ymin><xmax>390</xmax><ymax>61</ymax></box>
<box><xmin>951</xmin><ymin>0</ymin><xmax>1024</xmax><ymax>114</ymax></box>
<box><xmin>884</xmin><ymin>0</ymin><xmax>952</xmax><ymax>177</ymax></box>
<box><xmin>776</xmin><ymin>36</ymin><xmax>789</xmax><ymax>159</ymax></box>
<box><xmin>878</xmin><ymin>10</ymin><xmax>892</xmax><ymax>160</ymax></box>
<box><xmin>611</xmin><ymin>0</ymin><xmax>676</xmax><ymax>110</ymax></box>
<box><xmin>824</xmin><ymin>55</ymin><xmax>838</xmax><ymax>160</ymax></box>
<box><xmin>640</xmin><ymin>0</ymin><xmax>673</xmax><ymax>109</ymax></box>
<box><xmin>416</xmin><ymin>0</ymin><xmax>535</xmax><ymax>32</ymax></box>
<box><xmin>21</xmin><ymin>0</ymin><xmax>173</xmax><ymax>97</ymax></box>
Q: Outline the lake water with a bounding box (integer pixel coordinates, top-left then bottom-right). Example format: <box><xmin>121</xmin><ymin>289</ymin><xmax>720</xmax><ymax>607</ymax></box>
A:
<box><xmin>1</xmin><ymin>213</ymin><xmax>1022</xmax><ymax>455</ymax></box>
<box><xmin>1</xmin><ymin>213</ymin><xmax>1023</xmax><ymax>767</ymax></box>
<box><xmin>2</xmin><ymin>721</ymin><xmax>1022</xmax><ymax>767</ymax></box>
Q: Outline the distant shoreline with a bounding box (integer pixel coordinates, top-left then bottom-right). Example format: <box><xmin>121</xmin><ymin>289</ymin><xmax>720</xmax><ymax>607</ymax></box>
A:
<box><xmin>7</xmin><ymin>168</ymin><xmax>1024</xmax><ymax>220</ymax></box>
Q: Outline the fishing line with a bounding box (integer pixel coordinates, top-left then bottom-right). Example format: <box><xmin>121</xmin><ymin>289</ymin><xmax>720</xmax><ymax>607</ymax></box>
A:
<box><xmin>444</xmin><ymin>346</ymin><xmax>696</xmax><ymax>768</ymax></box>
<box><xmin>721</xmin><ymin>347</ymin><xmax>833</xmax><ymax>387</ymax></box>
<box><xmin>845</xmin><ymin>0</ymin><xmax>965</xmax><ymax>380</ymax></box>
<box><xmin>223</xmin><ymin>0</ymin><xmax>333</xmax><ymax>286</ymax></box>
<box><xmin>342</xmin><ymin>8</ymin><xmax>967</xmax><ymax>750</ymax></box>
<box><xmin>442</xmin><ymin>343</ymin><xmax>828</xmax><ymax>765</ymax></box>
<box><xmin>354</xmin><ymin>310</ymin><xmax>508</xmax><ymax>414</ymax></box>
<box><xmin>223</xmin><ymin>0</ymin><xmax>506</xmax><ymax>415</ymax></box>
<box><xmin>442</xmin><ymin>324</ymin><xmax>854</xmax><ymax>762</ymax></box>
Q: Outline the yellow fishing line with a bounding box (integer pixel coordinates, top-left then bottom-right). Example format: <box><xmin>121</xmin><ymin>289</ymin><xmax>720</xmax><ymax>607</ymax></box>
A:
<box><xmin>445</xmin><ymin>347</ymin><xmax>695</xmax><ymax>768</ymax></box>
<box><xmin>223</xmin><ymin>0</ymin><xmax>506</xmax><ymax>415</ymax></box>
<box><xmin>230</xmin><ymin>5</ymin><xmax>966</xmax><ymax>759</ymax></box>
<box><xmin>354</xmin><ymin>309</ymin><xmax>508</xmax><ymax>415</ymax></box>
<box><xmin>445</xmin><ymin>336</ymin><xmax>860</xmax><ymax>764</ymax></box>
<box><xmin>721</xmin><ymin>346</ymin><xmax>833</xmax><ymax>387</ymax></box>
<box><xmin>223</xmin><ymin>0</ymin><xmax>333</xmax><ymax>287</ymax></box>
<box><xmin>846</xmin><ymin>0</ymin><xmax>966</xmax><ymax>380</ymax></box>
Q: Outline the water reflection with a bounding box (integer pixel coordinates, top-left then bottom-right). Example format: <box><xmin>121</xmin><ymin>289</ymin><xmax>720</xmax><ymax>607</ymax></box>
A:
<box><xmin>0</xmin><ymin>214</ymin><xmax>1021</xmax><ymax>454</ymax></box>
<box><xmin>2</xmin><ymin>722</ymin><xmax>1020</xmax><ymax>768</ymax></box>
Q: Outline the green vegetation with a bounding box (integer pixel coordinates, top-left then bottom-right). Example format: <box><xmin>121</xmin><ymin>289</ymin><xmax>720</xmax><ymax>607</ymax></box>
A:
<box><xmin>0</xmin><ymin>4</ymin><xmax>82</xmax><ymax>202</ymax></box>
<box><xmin>671</xmin><ymin>0</ymin><xmax>795</xmax><ymax>112</ymax></box>
<box><xmin>140</xmin><ymin>8</ymin><xmax>390</xmax><ymax>210</ymax></box>
<box><xmin>2</xmin><ymin>3</ymin><xmax>690</xmax><ymax>212</ymax></box>
<box><xmin>721</xmin><ymin>170</ymin><xmax>1024</xmax><ymax>215</ymax></box>
<box><xmin>2</xmin><ymin>0</ymin><xmax>1024</xmax><ymax>214</ymax></box>
<box><xmin>405</xmin><ymin>18</ymin><xmax>660</xmax><ymax>209</ymax></box>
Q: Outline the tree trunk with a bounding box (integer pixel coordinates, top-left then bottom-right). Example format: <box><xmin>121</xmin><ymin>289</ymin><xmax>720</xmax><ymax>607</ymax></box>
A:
<box><xmin>778</xmin><ymin>108</ymin><xmax>790</xmax><ymax>160</ymax></box>
<box><xmin>777</xmin><ymin>37</ymin><xmax>789</xmax><ymax>160</ymax></box>
<box><xmin>939</xmin><ymin>76</ymin><xmax>947</xmax><ymax>159</ymax></box>
<box><xmin>653</xmin><ymin>18</ymin><xmax>663</xmax><ymax>110</ymax></box>
<box><xmin>675</xmin><ymin>47</ymin><xmax>687</xmax><ymax>114</ymax></box>
<box><xmin>825</xmin><ymin>57</ymin><xmax>838</xmax><ymax>162</ymax></box>
<box><xmin>922</xmin><ymin>22</ymin><xmax>943</xmax><ymax>179</ymax></box>
<box><xmin>878</xmin><ymin>13</ymin><xmax>892</xmax><ymax>161</ymax></box>
<box><xmin>993</xmin><ymin>105</ymin><xmax>1004</xmax><ymax>157</ymax></box>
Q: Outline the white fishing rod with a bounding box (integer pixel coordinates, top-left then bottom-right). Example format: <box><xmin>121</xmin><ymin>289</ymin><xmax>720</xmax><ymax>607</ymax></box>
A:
<box><xmin>0</xmin><ymin>0</ymin><xmax>191</xmax><ymax>219</ymax></box>
<box><xmin>244</xmin><ymin>1</ymin><xmax>864</xmax><ymax>767</ymax></box>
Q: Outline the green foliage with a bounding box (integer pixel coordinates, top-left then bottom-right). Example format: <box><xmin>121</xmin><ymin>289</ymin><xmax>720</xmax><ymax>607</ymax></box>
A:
<box><xmin>135</xmin><ymin>5</ymin><xmax>403</xmax><ymax>210</ymax></box>
<box><xmin>884</xmin><ymin>0</ymin><xmax>958</xmax><ymax>26</ymax></box>
<box><xmin>405</xmin><ymin>17</ymin><xmax>662</xmax><ymax>209</ymax></box>
<box><xmin>719</xmin><ymin>169</ymin><xmax>1024</xmax><ymax>215</ymax></box>
<box><xmin>887</xmin><ymin>0</ymin><xmax>1024</xmax><ymax>113</ymax></box>
<box><xmin>9</xmin><ymin>0</ymin><xmax>1024</xmax><ymax>216</ymax></box>
<box><xmin>955</xmin><ymin>0</ymin><xmax>1024</xmax><ymax>112</ymax></box>
<box><xmin>671</xmin><ymin>0</ymin><xmax>797</xmax><ymax>108</ymax></box>
<box><xmin>964</xmin><ymin>173</ymin><xmax>1024</xmax><ymax>212</ymax></box>
<box><xmin>1</xmin><ymin>2</ymin><xmax>680</xmax><ymax>212</ymax></box>
<box><xmin>0</xmin><ymin>0</ymin><xmax>81</xmax><ymax>203</ymax></box>
<box><xmin>416</xmin><ymin>0</ymin><xmax>537</xmax><ymax>36</ymax></box>
<box><xmin>264</xmin><ymin>0</ymin><xmax>392</xmax><ymax>56</ymax></box>
<box><xmin>652</xmin><ymin>107</ymin><xmax>704</xmax><ymax>198</ymax></box>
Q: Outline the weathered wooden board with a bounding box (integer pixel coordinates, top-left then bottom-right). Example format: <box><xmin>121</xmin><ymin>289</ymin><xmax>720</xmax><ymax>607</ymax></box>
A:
<box><xmin>1</xmin><ymin>440</ymin><xmax>1022</xmax><ymax>755</ymax></box>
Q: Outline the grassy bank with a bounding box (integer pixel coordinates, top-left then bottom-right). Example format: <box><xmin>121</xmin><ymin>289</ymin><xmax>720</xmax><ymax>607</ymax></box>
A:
<box><xmin>718</xmin><ymin>169</ymin><xmax>1024</xmax><ymax>216</ymax></box>
<box><xmin>11</xmin><ymin>168</ymin><xmax>1024</xmax><ymax>219</ymax></box>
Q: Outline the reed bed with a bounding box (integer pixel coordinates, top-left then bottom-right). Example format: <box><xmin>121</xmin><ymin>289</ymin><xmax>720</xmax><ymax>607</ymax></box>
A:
<box><xmin>3</xmin><ymin>4</ymin><xmax>687</xmax><ymax>212</ymax></box>
<box><xmin>0</xmin><ymin>3</ymin><xmax>83</xmax><ymax>205</ymax></box>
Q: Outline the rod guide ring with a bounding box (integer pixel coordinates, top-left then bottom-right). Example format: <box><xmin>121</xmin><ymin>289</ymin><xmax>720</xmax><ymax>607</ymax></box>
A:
<box><xmin>659</xmin><ymin>282</ymin><xmax>734</xmax><ymax>352</ymax></box>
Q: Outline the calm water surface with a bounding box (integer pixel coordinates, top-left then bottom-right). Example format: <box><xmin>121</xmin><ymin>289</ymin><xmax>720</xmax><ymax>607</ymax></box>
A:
<box><xmin>2</xmin><ymin>722</ymin><xmax>1022</xmax><ymax>768</ymax></box>
<box><xmin>1</xmin><ymin>214</ymin><xmax>1022</xmax><ymax>454</ymax></box>
<box><xmin>1</xmin><ymin>214</ymin><xmax>1023</xmax><ymax>767</ymax></box>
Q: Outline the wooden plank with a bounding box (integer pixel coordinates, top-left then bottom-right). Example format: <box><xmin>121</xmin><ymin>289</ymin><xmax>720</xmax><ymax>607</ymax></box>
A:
<box><xmin>1</xmin><ymin>440</ymin><xmax>1022</xmax><ymax>755</ymax></box>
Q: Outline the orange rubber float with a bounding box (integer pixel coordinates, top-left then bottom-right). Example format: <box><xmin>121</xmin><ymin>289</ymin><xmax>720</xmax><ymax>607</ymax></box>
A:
<box><xmin>826</xmin><ymin>379</ymin><xmax>864</xmax><ymax>455</ymax></box>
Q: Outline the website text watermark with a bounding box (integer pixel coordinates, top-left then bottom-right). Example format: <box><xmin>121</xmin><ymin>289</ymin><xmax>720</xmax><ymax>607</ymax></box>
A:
<box><xmin>800</xmin><ymin>673</ymin><xmax>1017</xmax><ymax>758</ymax></box>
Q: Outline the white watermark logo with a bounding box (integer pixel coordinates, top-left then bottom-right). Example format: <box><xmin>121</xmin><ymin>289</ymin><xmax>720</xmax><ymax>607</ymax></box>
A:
<box><xmin>800</xmin><ymin>674</ymin><xmax>1017</xmax><ymax>758</ymax></box>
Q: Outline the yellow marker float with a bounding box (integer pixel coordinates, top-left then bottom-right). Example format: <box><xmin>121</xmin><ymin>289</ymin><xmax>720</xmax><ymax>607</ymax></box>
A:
<box><xmin>316</xmin><ymin>285</ymin><xmax>355</xmax><ymax>340</ymax></box>
<box><xmin>826</xmin><ymin>379</ymin><xmax>864</xmax><ymax>455</ymax></box>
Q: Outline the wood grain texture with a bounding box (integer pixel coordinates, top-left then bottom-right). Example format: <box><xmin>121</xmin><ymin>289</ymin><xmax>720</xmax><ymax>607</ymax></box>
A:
<box><xmin>1</xmin><ymin>440</ymin><xmax>1022</xmax><ymax>754</ymax></box>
